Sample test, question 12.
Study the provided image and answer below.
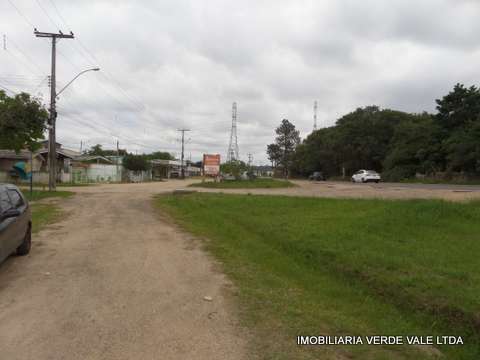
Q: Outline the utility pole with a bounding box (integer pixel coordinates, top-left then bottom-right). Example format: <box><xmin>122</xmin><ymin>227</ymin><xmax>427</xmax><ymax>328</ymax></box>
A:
<box><xmin>313</xmin><ymin>100</ymin><xmax>318</xmax><ymax>131</ymax></box>
<box><xmin>35</xmin><ymin>29</ymin><xmax>74</xmax><ymax>191</ymax></box>
<box><xmin>248</xmin><ymin>153</ymin><xmax>253</xmax><ymax>167</ymax></box>
<box><xmin>177</xmin><ymin>129</ymin><xmax>191</xmax><ymax>179</ymax></box>
<box><xmin>116</xmin><ymin>139</ymin><xmax>120</xmax><ymax>182</ymax></box>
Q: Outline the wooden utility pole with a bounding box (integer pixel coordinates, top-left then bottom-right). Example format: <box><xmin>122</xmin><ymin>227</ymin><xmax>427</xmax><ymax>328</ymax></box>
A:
<box><xmin>34</xmin><ymin>29</ymin><xmax>74</xmax><ymax>191</ymax></box>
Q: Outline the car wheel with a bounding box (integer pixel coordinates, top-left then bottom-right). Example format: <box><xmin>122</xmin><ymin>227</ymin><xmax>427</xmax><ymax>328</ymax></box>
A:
<box><xmin>375</xmin><ymin>180</ymin><xmax>379</xmax><ymax>183</ymax></box>
<box><xmin>362</xmin><ymin>178</ymin><xmax>366</xmax><ymax>183</ymax></box>
<box><xmin>16</xmin><ymin>225</ymin><xmax>31</xmax><ymax>256</ymax></box>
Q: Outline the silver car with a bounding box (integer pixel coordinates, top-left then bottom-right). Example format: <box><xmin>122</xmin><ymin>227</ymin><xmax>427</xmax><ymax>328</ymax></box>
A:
<box><xmin>0</xmin><ymin>184</ymin><xmax>32</xmax><ymax>264</ymax></box>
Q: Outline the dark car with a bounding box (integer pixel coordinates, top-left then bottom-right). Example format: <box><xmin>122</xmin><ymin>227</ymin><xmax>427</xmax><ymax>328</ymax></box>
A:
<box><xmin>308</xmin><ymin>171</ymin><xmax>326</xmax><ymax>181</ymax></box>
<box><xmin>0</xmin><ymin>184</ymin><xmax>31</xmax><ymax>264</ymax></box>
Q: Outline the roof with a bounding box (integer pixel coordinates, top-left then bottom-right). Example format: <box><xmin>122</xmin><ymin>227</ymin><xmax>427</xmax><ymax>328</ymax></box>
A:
<box><xmin>35</xmin><ymin>148</ymin><xmax>81</xmax><ymax>159</ymax></box>
<box><xmin>0</xmin><ymin>150</ymin><xmax>32</xmax><ymax>160</ymax></box>
<box><xmin>74</xmin><ymin>155</ymin><xmax>113</xmax><ymax>164</ymax></box>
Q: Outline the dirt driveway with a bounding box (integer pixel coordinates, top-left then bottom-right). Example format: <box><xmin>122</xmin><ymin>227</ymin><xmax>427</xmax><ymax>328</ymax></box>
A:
<box><xmin>0</xmin><ymin>181</ymin><xmax>247</xmax><ymax>360</ymax></box>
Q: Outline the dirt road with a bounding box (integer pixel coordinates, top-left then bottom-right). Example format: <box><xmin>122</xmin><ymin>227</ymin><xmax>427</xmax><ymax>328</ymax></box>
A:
<box><xmin>0</xmin><ymin>181</ymin><xmax>247</xmax><ymax>360</ymax></box>
<box><xmin>196</xmin><ymin>180</ymin><xmax>480</xmax><ymax>201</ymax></box>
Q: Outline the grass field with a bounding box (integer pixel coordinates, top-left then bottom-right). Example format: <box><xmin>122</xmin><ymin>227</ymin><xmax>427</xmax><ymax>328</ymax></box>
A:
<box><xmin>189</xmin><ymin>178</ymin><xmax>295</xmax><ymax>189</ymax></box>
<box><xmin>156</xmin><ymin>193</ymin><xmax>480</xmax><ymax>360</ymax></box>
<box><xmin>21</xmin><ymin>189</ymin><xmax>74</xmax><ymax>202</ymax></box>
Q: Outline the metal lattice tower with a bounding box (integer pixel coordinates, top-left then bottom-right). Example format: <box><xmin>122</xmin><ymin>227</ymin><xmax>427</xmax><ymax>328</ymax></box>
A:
<box><xmin>227</xmin><ymin>102</ymin><xmax>239</xmax><ymax>162</ymax></box>
<box><xmin>313</xmin><ymin>100</ymin><xmax>318</xmax><ymax>131</ymax></box>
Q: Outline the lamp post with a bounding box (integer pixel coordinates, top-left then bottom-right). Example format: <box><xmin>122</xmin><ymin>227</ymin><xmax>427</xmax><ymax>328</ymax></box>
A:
<box><xmin>56</xmin><ymin>68</ymin><xmax>100</xmax><ymax>98</ymax></box>
<box><xmin>48</xmin><ymin>67</ymin><xmax>100</xmax><ymax>191</ymax></box>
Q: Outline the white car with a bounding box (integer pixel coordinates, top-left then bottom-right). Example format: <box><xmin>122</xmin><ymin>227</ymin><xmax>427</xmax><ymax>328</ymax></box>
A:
<box><xmin>351</xmin><ymin>170</ymin><xmax>381</xmax><ymax>183</ymax></box>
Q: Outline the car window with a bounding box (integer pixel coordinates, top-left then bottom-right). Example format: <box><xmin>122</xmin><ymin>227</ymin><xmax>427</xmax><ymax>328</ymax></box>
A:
<box><xmin>7</xmin><ymin>190</ymin><xmax>24</xmax><ymax>209</ymax></box>
<box><xmin>0</xmin><ymin>190</ymin><xmax>12</xmax><ymax>212</ymax></box>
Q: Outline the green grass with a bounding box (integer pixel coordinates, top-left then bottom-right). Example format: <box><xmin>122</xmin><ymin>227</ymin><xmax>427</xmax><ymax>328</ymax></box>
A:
<box><xmin>28</xmin><ymin>191</ymin><xmax>72</xmax><ymax>233</ymax></box>
<box><xmin>31</xmin><ymin>203</ymin><xmax>65</xmax><ymax>234</ymax></box>
<box><xmin>155</xmin><ymin>193</ymin><xmax>480</xmax><ymax>360</ymax></box>
<box><xmin>189</xmin><ymin>178</ymin><xmax>295</xmax><ymax>189</ymax></box>
<box><xmin>20</xmin><ymin>189</ymin><xmax>74</xmax><ymax>202</ymax></box>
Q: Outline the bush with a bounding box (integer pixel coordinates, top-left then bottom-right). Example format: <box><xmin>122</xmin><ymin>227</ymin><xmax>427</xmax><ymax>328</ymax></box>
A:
<box><xmin>123</xmin><ymin>154</ymin><xmax>151</xmax><ymax>172</ymax></box>
<box><xmin>382</xmin><ymin>166</ymin><xmax>417</xmax><ymax>182</ymax></box>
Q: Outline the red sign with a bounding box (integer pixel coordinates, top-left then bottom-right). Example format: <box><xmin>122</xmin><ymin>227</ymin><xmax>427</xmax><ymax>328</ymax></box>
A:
<box><xmin>203</xmin><ymin>154</ymin><xmax>220</xmax><ymax>176</ymax></box>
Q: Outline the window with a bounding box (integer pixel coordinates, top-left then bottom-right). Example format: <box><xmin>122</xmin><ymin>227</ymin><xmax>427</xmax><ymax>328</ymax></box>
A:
<box><xmin>0</xmin><ymin>190</ymin><xmax>12</xmax><ymax>212</ymax></box>
<box><xmin>7</xmin><ymin>190</ymin><xmax>24</xmax><ymax>208</ymax></box>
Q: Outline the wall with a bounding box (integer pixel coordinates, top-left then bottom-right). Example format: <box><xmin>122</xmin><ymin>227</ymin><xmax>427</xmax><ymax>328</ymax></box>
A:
<box><xmin>72</xmin><ymin>164</ymin><xmax>122</xmax><ymax>183</ymax></box>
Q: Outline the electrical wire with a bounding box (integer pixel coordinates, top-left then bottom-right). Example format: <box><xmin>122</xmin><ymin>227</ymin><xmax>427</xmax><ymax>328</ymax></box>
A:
<box><xmin>7</xmin><ymin>0</ymin><xmax>36</xmax><ymax>29</ymax></box>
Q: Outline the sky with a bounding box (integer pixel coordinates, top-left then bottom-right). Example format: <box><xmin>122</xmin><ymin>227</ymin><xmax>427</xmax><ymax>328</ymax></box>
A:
<box><xmin>1</xmin><ymin>0</ymin><xmax>480</xmax><ymax>164</ymax></box>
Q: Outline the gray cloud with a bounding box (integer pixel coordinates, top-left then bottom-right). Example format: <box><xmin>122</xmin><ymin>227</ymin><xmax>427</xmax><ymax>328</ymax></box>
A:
<box><xmin>1</xmin><ymin>0</ymin><xmax>480</xmax><ymax>163</ymax></box>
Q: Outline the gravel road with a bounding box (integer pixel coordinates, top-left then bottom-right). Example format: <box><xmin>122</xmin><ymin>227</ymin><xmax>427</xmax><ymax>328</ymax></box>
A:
<box><xmin>0</xmin><ymin>181</ymin><xmax>247</xmax><ymax>360</ymax></box>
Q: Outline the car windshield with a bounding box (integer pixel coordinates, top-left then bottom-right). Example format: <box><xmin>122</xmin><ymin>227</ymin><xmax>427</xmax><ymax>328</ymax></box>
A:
<box><xmin>367</xmin><ymin>171</ymin><xmax>378</xmax><ymax>174</ymax></box>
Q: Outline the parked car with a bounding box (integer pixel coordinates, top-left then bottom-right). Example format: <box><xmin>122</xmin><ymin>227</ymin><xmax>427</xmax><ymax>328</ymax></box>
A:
<box><xmin>308</xmin><ymin>171</ymin><xmax>326</xmax><ymax>181</ymax></box>
<box><xmin>0</xmin><ymin>184</ymin><xmax>31</xmax><ymax>264</ymax></box>
<box><xmin>351</xmin><ymin>170</ymin><xmax>381</xmax><ymax>183</ymax></box>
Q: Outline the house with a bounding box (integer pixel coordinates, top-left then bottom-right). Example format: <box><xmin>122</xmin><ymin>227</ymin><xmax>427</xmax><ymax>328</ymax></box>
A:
<box><xmin>71</xmin><ymin>155</ymin><xmax>122</xmax><ymax>183</ymax></box>
<box><xmin>0</xmin><ymin>150</ymin><xmax>42</xmax><ymax>182</ymax></box>
<box><xmin>252</xmin><ymin>165</ymin><xmax>274</xmax><ymax>177</ymax></box>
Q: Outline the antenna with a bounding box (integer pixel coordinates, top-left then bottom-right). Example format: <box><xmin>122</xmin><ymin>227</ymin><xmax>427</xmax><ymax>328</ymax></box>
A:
<box><xmin>227</xmin><ymin>102</ymin><xmax>239</xmax><ymax>162</ymax></box>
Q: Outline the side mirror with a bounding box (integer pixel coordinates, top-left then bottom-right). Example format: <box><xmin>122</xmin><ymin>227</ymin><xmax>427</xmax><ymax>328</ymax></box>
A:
<box><xmin>1</xmin><ymin>208</ymin><xmax>21</xmax><ymax>221</ymax></box>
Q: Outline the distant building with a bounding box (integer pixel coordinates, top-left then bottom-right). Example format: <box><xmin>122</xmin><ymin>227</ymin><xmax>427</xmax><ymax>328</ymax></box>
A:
<box><xmin>151</xmin><ymin>159</ymin><xmax>201</xmax><ymax>179</ymax></box>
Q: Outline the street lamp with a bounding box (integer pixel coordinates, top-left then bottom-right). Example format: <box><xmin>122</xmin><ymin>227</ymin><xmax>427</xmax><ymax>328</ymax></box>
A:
<box><xmin>56</xmin><ymin>67</ymin><xmax>100</xmax><ymax>98</ymax></box>
<box><xmin>48</xmin><ymin>67</ymin><xmax>100</xmax><ymax>191</ymax></box>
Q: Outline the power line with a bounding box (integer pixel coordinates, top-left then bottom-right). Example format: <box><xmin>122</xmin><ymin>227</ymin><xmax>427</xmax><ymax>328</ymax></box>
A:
<box><xmin>35</xmin><ymin>0</ymin><xmax>61</xmax><ymax>30</ymax></box>
<box><xmin>0</xmin><ymin>83</ymin><xmax>17</xmax><ymax>95</ymax></box>
<box><xmin>7</xmin><ymin>0</ymin><xmax>36</xmax><ymax>29</ymax></box>
<box><xmin>47</xmin><ymin>0</ymin><xmax>72</xmax><ymax>31</ymax></box>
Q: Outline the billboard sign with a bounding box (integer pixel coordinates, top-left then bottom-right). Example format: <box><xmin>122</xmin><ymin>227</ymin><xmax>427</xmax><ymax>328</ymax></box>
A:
<box><xmin>203</xmin><ymin>154</ymin><xmax>221</xmax><ymax>176</ymax></box>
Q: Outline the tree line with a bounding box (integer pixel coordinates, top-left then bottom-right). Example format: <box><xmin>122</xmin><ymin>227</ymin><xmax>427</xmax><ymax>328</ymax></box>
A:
<box><xmin>268</xmin><ymin>84</ymin><xmax>480</xmax><ymax>181</ymax></box>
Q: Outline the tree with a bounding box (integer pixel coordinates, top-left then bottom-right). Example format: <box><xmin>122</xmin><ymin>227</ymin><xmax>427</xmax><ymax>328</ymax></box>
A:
<box><xmin>435</xmin><ymin>84</ymin><xmax>480</xmax><ymax>174</ymax></box>
<box><xmin>87</xmin><ymin>144</ymin><xmax>128</xmax><ymax>156</ymax></box>
<box><xmin>122</xmin><ymin>154</ymin><xmax>151</xmax><ymax>172</ymax></box>
<box><xmin>266</xmin><ymin>144</ymin><xmax>282</xmax><ymax>168</ymax></box>
<box><xmin>220</xmin><ymin>161</ymin><xmax>247</xmax><ymax>179</ymax></box>
<box><xmin>0</xmin><ymin>91</ymin><xmax>48</xmax><ymax>152</ymax></box>
<box><xmin>267</xmin><ymin>119</ymin><xmax>300</xmax><ymax>177</ymax></box>
<box><xmin>87</xmin><ymin>144</ymin><xmax>105</xmax><ymax>156</ymax></box>
<box><xmin>143</xmin><ymin>151</ymin><xmax>174</xmax><ymax>160</ymax></box>
<box><xmin>435</xmin><ymin>83</ymin><xmax>480</xmax><ymax>131</ymax></box>
<box><xmin>383</xmin><ymin>114</ymin><xmax>443</xmax><ymax>180</ymax></box>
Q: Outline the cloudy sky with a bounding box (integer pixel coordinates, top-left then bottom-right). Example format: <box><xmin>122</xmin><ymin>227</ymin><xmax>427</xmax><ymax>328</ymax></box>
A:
<box><xmin>1</xmin><ymin>0</ymin><xmax>480</xmax><ymax>163</ymax></box>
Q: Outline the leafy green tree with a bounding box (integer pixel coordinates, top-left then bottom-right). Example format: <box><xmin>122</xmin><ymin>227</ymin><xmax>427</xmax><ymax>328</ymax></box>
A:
<box><xmin>87</xmin><ymin>144</ymin><xmax>128</xmax><ymax>156</ymax></box>
<box><xmin>143</xmin><ymin>151</ymin><xmax>174</xmax><ymax>160</ymax></box>
<box><xmin>221</xmin><ymin>161</ymin><xmax>247</xmax><ymax>179</ymax></box>
<box><xmin>123</xmin><ymin>154</ymin><xmax>151</xmax><ymax>172</ymax></box>
<box><xmin>0</xmin><ymin>91</ymin><xmax>48</xmax><ymax>152</ymax></box>
<box><xmin>443</xmin><ymin>120</ymin><xmax>480</xmax><ymax>174</ymax></box>
<box><xmin>435</xmin><ymin>84</ymin><xmax>480</xmax><ymax>174</ymax></box>
<box><xmin>266</xmin><ymin>143</ymin><xmax>282</xmax><ymax>168</ymax></box>
<box><xmin>435</xmin><ymin>84</ymin><xmax>480</xmax><ymax>131</ymax></box>
<box><xmin>383</xmin><ymin>114</ymin><xmax>443</xmax><ymax>180</ymax></box>
<box><xmin>267</xmin><ymin>119</ymin><xmax>300</xmax><ymax>177</ymax></box>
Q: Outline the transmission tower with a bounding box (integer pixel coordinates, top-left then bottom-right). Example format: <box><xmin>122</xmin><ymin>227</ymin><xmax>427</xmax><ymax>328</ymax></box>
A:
<box><xmin>313</xmin><ymin>100</ymin><xmax>318</xmax><ymax>131</ymax></box>
<box><xmin>227</xmin><ymin>102</ymin><xmax>239</xmax><ymax>162</ymax></box>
